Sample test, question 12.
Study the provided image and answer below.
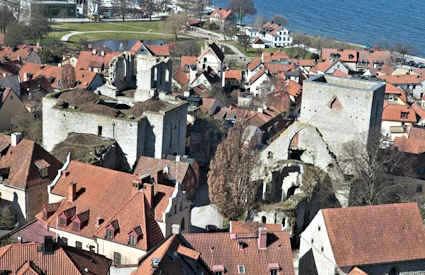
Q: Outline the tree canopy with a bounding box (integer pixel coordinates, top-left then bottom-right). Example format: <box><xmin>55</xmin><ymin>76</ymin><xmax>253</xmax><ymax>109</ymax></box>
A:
<box><xmin>227</xmin><ymin>0</ymin><xmax>256</xmax><ymax>24</ymax></box>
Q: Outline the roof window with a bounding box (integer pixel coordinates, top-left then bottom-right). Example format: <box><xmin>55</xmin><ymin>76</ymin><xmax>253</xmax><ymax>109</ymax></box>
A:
<box><xmin>238</xmin><ymin>265</ymin><xmax>246</xmax><ymax>274</ymax></box>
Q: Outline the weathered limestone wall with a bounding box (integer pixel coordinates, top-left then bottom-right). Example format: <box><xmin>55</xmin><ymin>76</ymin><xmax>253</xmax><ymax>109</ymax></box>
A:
<box><xmin>300</xmin><ymin>75</ymin><xmax>385</xmax><ymax>157</ymax></box>
<box><xmin>42</xmin><ymin>96</ymin><xmax>146</xmax><ymax>167</ymax></box>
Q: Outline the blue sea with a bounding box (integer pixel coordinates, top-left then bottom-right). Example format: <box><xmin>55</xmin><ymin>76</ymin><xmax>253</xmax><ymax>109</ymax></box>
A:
<box><xmin>214</xmin><ymin>0</ymin><xmax>425</xmax><ymax>57</ymax></box>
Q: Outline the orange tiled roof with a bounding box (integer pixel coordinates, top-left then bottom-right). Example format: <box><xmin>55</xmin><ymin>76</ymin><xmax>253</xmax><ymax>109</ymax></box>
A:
<box><xmin>332</xmin><ymin>69</ymin><xmax>350</xmax><ymax>77</ymax></box>
<box><xmin>285</xmin><ymin>80</ymin><xmax>302</xmax><ymax>97</ymax></box>
<box><xmin>0</xmin><ymin>242</ymin><xmax>111</xmax><ymax>274</ymax></box>
<box><xmin>225</xmin><ymin>69</ymin><xmax>242</xmax><ymax>81</ymax></box>
<box><xmin>378</xmin><ymin>74</ymin><xmax>425</xmax><ymax>85</ymax></box>
<box><xmin>39</xmin><ymin>161</ymin><xmax>164</xmax><ymax>251</ymax></box>
<box><xmin>321</xmin><ymin>48</ymin><xmax>358</xmax><ymax>63</ymax></box>
<box><xmin>210</xmin><ymin>9</ymin><xmax>232</xmax><ymax>20</ymax></box>
<box><xmin>173</xmin><ymin>70</ymin><xmax>189</xmax><ymax>87</ymax></box>
<box><xmin>262</xmin><ymin>51</ymin><xmax>289</xmax><ymax>63</ymax></box>
<box><xmin>248</xmin><ymin>58</ymin><xmax>261</xmax><ymax>71</ymax></box>
<box><xmin>358</xmin><ymin>49</ymin><xmax>391</xmax><ymax>64</ymax></box>
<box><xmin>230</xmin><ymin>221</ymin><xmax>283</xmax><ymax>234</ymax></box>
<box><xmin>382</xmin><ymin>101</ymin><xmax>416</xmax><ymax>123</ymax></box>
<box><xmin>249</xmin><ymin>67</ymin><xmax>266</xmax><ymax>84</ymax></box>
<box><xmin>0</xmin><ymin>134</ymin><xmax>62</xmax><ymax>190</ymax></box>
<box><xmin>265</xmin><ymin>63</ymin><xmax>294</xmax><ymax>75</ymax></box>
<box><xmin>132</xmin><ymin>235</ymin><xmax>202</xmax><ymax>275</ymax></box>
<box><xmin>349</xmin><ymin>267</ymin><xmax>368</xmax><ymax>275</ymax></box>
<box><xmin>322</xmin><ymin>203</ymin><xmax>425</xmax><ymax>267</ymax></box>
<box><xmin>184</xmin><ymin>230</ymin><xmax>295</xmax><ymax>275</ymax></box>
<box><xmin>75</xmin><ymin>69</ymin><xmax>98</xmax><ymax>89</ymax></box>
<box><xmin>0</xmin><ymin>46</ymin><xmax>39</xmax><ymax>63</ymax></box>
<box><xmin>76</xmin><ymin>51</ymin><xmax>120</xmax><ymax>71</ymax></box>
<box><xmin>145</xmin><ymin>44</ymin><xmax>170</xmax><ymax>57</ymax></box>
<box><xmin>385</xmin><ymin>83</ymin><xmax>407</xmax><ymax>103</ymax></box>
<box><xmin>312</xmin><ymin>61</ymin><xmax>333</xmax><ymax>73</ymax></box>
<box><xmin>130</xmin><ymin>41</ymin><xmax>144</xmax><ymax>52</ymax></box>
<box><xmin>180</xmin><ymin>56</ymin><xmax>197</xmax><ymax>71</ymax></box>
<box><xmin>19</xmin><ymin>63</ymin><xmax>62</xmax><ymax>89</ymax></box>
<box><xmin>394</xmin><ymin>127</ymin><xmax>425</xmax><ymax>154</ymax></box>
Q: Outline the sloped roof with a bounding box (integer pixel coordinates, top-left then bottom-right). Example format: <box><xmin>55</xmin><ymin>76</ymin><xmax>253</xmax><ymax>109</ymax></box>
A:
<box><xmin>378</xmin><ymin>74</ymin><xmax>425</xmax><ymax>85</ymax></box>
<box><xmin>349</xmin><ymin>267</ymin><xmax>368</xmax><ymax>275</ymax></box>
<box><xmin>173</xmin><ymin>70</ymin><xmax>189</xmax><ymax>87</ymax></box>
<box><xmin>0</xmin><ymin>134</ymin><xmax>62</xmax><ymax>190</ymax></box>
<box><xmin>262</xmin><ymin>51</ymin><xmax>289</xmax><ymax>63</ymax></box>
<box><xmin>132</xmin><ymin>235</ymin><xmax>202</xmax><ymax>275</ymax></box>
<box><xmin>312</xmin><ymin>61</ymin><xmax>333</xmax><ymax>73</ymax></box>
<box><xmin>385</xmin><ymin>83</ymin><xmax>407</xmax><ymax>103</ymax></box>
<box><xmin>0</xmin><ymin>34</ymin><xmax>4</xmax><ymax>45</ymax></box>
<box><xmin>185</xmin><ymin>230</ymin><xmax>295</xmax><ymax>275</ymax></box>
<box><xmin>382</xmin><ymin>101</ymin><xmax>416</xmax><ymax>123</ymax></box>
<box><xmin>39</xmin><ymin>161</ymin><xmax>165</xmax><ymax>251</ymax></box>
<box><xmin>134</xmin><ymin>156</ymin><xmax>190</xmax><ymax>185</ymax></box>
<box><xmin>321</xmin><ymin>48</ymin><xmax>358</xmax><ymax>62</ymax></box>
<box><xmin>248</xmin><ymin>58</ymin><xmax>261</xmax><ymax>71</ymax></box>
<box><xmin>249</xmin><ymin>67</ymin><xmax>266</xmax><ymax>84</ymax></box>
<box><xmin>19</xmin><ymin>63</ymin><xmax>62</xmax><ymax>89</ymax></box>
<box><xmin>394</xmin><ymin>126</ymin><xmax>425</xmax><ymax>154</ymax></box>
<box><xmin>230</xmin><ymin>221</ymin><xmax>283</xmax><ymax>234</ymax></box>
<box><xmin>145</xmin><ymin>44</ymin><xmax>171</xmax><ymax>57</ymax></box>
<box><xmin>0</xmin><ymin>242</ymin><xmax>111</xmax><ymax>275</ymax></box>
<box><xmin>358</xmin><ymin>49</ymin><xmax>391</xmax><ymax>64</ymax></box>
<box><xmin>225</xmin><ymin>69</ymin><xmax>242</xmax><ymax>81</ymax></box>
<box><xmin>180</xmin><ymin>56</ymin><xmax>197</xmax><ymax>70</ymax></box>
<box><xmin>286</xmin><ymin>80</ymin><xmax>302</xmax><ymax>97</ymax></box>
<box><xmin>322</xmin><ymin>203</ymin><xmax>425</xmax><ymax>267</ymax></box>
<box><xmin>76</xmin><ymin>51</ymin><xmax>120</xmax><ymax>70</ymax></box>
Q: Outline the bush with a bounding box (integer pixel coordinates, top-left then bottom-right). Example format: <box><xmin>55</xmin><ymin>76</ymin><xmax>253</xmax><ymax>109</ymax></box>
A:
<box><xmin>0</xmin><ymin>206</ymin><xmax>16</xmax><ymax>228</ymax></box>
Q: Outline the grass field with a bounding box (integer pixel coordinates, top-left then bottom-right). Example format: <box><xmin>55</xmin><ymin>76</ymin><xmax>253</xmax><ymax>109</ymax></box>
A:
<box><xmin>227</xmin><ymin>41</ymin><xmax>318</xmax><ymax>59</ymax></box>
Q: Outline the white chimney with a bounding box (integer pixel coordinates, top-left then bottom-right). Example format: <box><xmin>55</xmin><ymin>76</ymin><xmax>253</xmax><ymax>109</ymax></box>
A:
<box><xmin>176</xmin><ymin>155</ymin><xmax>181</xmax><ymax>162</ymax></box>
<box><xmin>101</xmin><ymin>50</ymin><xmax>105</xmax><ymax>56</ymax></box>
<box><xmin>11</xmin><ymin>132</ymin><xmax>23</xmax><ymax>147</ymax></box>
<box><xmin>171</xmin><ymin>224</ymin><xmax>181</xmax><ymax>234</ymax></box>
<box><xmin>92</xmin><ymin>49</ymin><xmax>97</xmax><ymax>55</ymax></box>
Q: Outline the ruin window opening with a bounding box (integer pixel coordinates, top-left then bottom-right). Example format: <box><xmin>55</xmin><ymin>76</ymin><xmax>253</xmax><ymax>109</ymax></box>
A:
<box><xmin>98</xmin><ymin>126</ymin><xmax>103</xmax><ymax>137</ymax></box>
<box><xmin>286</xmin><ymin>186</ymin><xmax>298</xmax><ymax>199</ymax></box>
<box><xmin>288</xmin><ymin>149</ymin><xmax>304</xmax><ymax>161</ymax></box>
<box><xmin>261</xmin><ymin>216</ymin><xmax>266</xmax><ymax>223</ymax></box>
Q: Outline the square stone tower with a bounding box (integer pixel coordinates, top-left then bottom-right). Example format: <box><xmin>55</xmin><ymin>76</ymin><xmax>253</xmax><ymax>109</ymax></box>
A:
<box><xmin>300</xmin><ymin>75</ymin><xmax>385</xmax><ymax>156</ymax></box>
<box><xmin>135</xmin><ymin>55</ymin><xmax>172</xmax><ymax>102</ymax></box>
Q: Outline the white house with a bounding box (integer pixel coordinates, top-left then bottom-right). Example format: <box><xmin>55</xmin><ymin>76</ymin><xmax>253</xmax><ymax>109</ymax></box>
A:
<box><xmin>248</xmin><ymin>67</ymin><xmax>270</xmax><ymax>95</ymax></box>
<box><xmin>299</xmin><ymin>203</ymin><xmax>425</xmax><ymax>275</ymax></box>
<box><xmin>246</xmin><ymin>22</ymin><xmax>293</xmax><ymax>48</ymax></box>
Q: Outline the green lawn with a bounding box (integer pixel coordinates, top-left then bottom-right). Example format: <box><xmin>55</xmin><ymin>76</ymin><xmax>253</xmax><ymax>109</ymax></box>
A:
<box><xmin>68</xmin><ymin>32</ymin><xmax>174</xmax><ymax>43</ymax></box>
<box><xmin>226</xmin><ymin>41</ymin><xmax>318</xmax><ymax>59</ymax></box>
<box><xmin>53</xmin><ymin>21</ymin><xmax>164</xmax><ymax>33</ymax></box>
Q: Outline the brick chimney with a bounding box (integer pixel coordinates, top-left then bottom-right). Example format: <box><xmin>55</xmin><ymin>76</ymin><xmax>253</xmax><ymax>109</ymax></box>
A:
<box><xmin>68</xmin><ymin>182</ymin><xmax>77</xmax><ymax>202</ymax></box>
<box><xmin>258</xmin><ymin>227</ymin><xmax>267</xmax><ymax>250</ymax></box>
<box><xmin>144</xmin><ymin>183</ymin><xmax>154</xmax><ymax>208</ymax></box>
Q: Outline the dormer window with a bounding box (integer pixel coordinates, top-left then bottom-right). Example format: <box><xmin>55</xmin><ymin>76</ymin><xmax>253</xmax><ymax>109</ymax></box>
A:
<box><xmin>72</xmin><ymin>221</ymin><xmax>80</xmax><ymax>231</ymax></box>
<box><xmin>268</xmin><ymin>263</ymin><xmax>280</xmax><ymax>275</ymax></box>
<box><xmin>401</xmin><ymin>112</ymin><xmax>409</xmax><ymax>119</ymax></box>
<box><xmin>106</xmin><ymin>220</ymin><xmax>119</xmax><ymax>240</ymax></box>
<box><xmin>129</xmin><ymin>235</ymin><xmax>137</xmax><ymax>246</ymax></box>
<box><xmin>106</xmin><ymin>229</ymin><xmax>114</xmax><ymax>240</ymax></box>
<box><xmin>59</xmin><ymin>217</ymin><xmax>66</xmax><ymax>226</ymax></box>
<box><xmin>128</xmin><ymin>226</ymin><xmax>143</xmax><ymax>246</ymax></box>
<box><xmin>238</xmin><ymin>265</ymin><xmax>246</xmax><ymax>274</ymax></box>
<box><xmin>34</xmin><ymin>159</ymin><xmax>50</xmax><ymax>178</ymax></box>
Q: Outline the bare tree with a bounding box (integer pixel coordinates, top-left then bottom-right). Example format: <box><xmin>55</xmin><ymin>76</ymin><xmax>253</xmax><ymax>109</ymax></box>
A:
<box><xmin>163</xmin><ymin>12</ymin><xmax>188</xmax><ymax>41</ymax></box>
<box><xmin>29</xmin><ymin>5</ymin><xmax>51</xmax><ymax>43</ymax></box>
<box><xmin>60</xmin><ymin>64</ymin><xmax>76</xmax><ymax>89</ymax></box>
<box><xmin>238</xmin><ymin>34</ymin><xmax>251</xmax><ymax>52</ymax></box>
<box><xmin>338</xmin><ymin>135</ymin><xmax>409</xmax><ymax>206</ymax></box>
<box><xmin>271</xmin><ymin>15</ymin><xmax>288</xmax><ymax>26</ymax></box>
<box><xmin>252</xmin><ymin>14</ymin><xmax>263</xmax><ymax>29</ymax></box>
<box><xmin>227</xmin><ymin>0</ymin><xmax>256</xmax><ymax>24</ymax></box>
<box><xmin>208</xmin><ymin>120</ymin><xmax>259</xmax><ymax>219</ymax></box>
<box><xmin>0</xmin><ymin>6</ymin><xmax>15</xmax><ymax>33</ymax></box>
<box><xmin>119</xmin><ymin>0</ymin><xmax>131</xmax><ymax>21</ymax></box>
<box><xmin>392</xmin><ymin>42</ymin><xmax>417</xmax><ymax>63</ymax></box>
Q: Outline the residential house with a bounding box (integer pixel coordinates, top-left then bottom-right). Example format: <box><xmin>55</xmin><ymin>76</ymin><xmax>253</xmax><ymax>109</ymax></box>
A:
<box><xmin>357</xmin><ymin>49</ymin><xmax>392</xmax><ymax>70</ymax></box>
<box><xmin>39</xmin><ymin>161</ymin><xmax>190</xmax><ymax>266</ymax></box>
<box><xmin>197</xmin><ymin>42</ymin><xmax>225</xmax><ymax>76</ymax></box>
<box><xmin>20</xmin><ymin>63</ymin><xmax>62</xmax><ymax>90</ymax></box>
<box><xmin>0</xmin><ymin>237</ymin><xmax>112</xmax><ymax>274</ymax></box>
<box><xmin>184</xmin><ymin>221</ymin><xmax>295</xmax><ymax>275</ymax></box>
<box><xmin>378</xmin><ymin>74</ymin><xmax>425</xmax><ymax>99</ymax></box>
<box><xmin>394</xmin><ymin>126</ymin><xmax>425</xmax><ymax>155</ymax></box>
<box><xmin>299</xmin><ymin>203</ymin><xmax>425</xmax><ymax>275</ymax></box>
<box><xmin>0</xmin><ymin>88</ymin><xmax>27</xmax><ymax>130</ymax></box>
<box><xmin>173</xmin><ymin>70</ymin><xmax>189</xmax><ymax>90</ymax></box>
<box><xmin>381</xmin><ymin>101</ymin><xmax>416</xmax><ymax>140</ymax></box>
<box><xmin>0</xmin><ymin>133</ymin><xmax>62</xmax><ymax>224</ymax></box>
<box><xmin>180</xmin><ymin>56</ymin><xmax>197</xmax><ymax>72</ymax></box>
<box><xmin>249</xmin><ymin>67</ymin><xmax>270</xmax><ymax>95</ymax></box>
<box><xmin>384</xmin><ymin>83</ymin><xmax>407</xmax><ymax>105</ymax></box>
<box><xmin>320</xmin><ymin>48</ymin><xmax>358</xmax><ymax>71</ymax></box>
<box><xmin>75</xmin><ymin>50</ymin><xmax>120</xmax><ymax>74</ymax></box>
<box><xmin>247</xmin><ymin>57</ymin><xmax>264</xmax><ymax>81</ymax></box>
<box><xmin>209</xmin><ymin>8</ymin><xmax>235</xmax><ymax>25</ymax></box>
<box><xmin>134</xmin><ymin>155</ymin><xmax>199</xmax><ymax>199</ymax></box>
<box><xmin>131</xmin><ymin>234</ymin><xmax>209</xmax><ymax>275</ymax></box>
<box><xmin>75</xmin><ymin>68</ymin><xmax>104</xmax><ymax>90</ymax></box>
<box><xmin>190</xmin><ymin>68</ymin><xmax>220</xmax><ymax>90</ymax></box>
<box><xmin>130</xmin><ymin>41</ymin><xmax>171</xmax><ymax>57</ymax></box>
<box><xmin>223</xmin><ymin>69</ymin><xmax>242</xmax><ymax>90</ymax></box>
<box><xmin>0</xmin><ymin>45</ymin><xmax>41</xmax><ymax>65</ymax></box>
<box><xmin>261</xmin><ymin>22</ymin><xmax>293</xmax><ymax>48</ymax></box>
<box><xmin>311</xmin><ymin>60</ymin><xmax>349</xmax><ymax>75</ymax></box>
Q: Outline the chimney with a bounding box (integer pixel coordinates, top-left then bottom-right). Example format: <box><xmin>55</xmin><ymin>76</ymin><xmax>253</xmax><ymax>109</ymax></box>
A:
<box><xmin>258</xmin><ymin>227</ymin><xmax>267</xmax><ymax>250</ymax></box>
<box><xmin>101</xmin><ymin>50</ymin><xmax>105</xmax><ymax>56</ymax></box>
<box><xmin>68</xmin><ymin>182</ymin><xmax>77</xmax><ymax>202</ymax></box>
<box><xmin>144</xmin><ymin>183</ymin><xmax>154</xmax><ymax>208</ymax></box>
<box><xmin>171</xmin><ymin>224</ymin><xmax>181</xmax><ymax>234</ymax></box>
<box><xmin>11</xmin><ymin>132</ymin><xmax>23</xmax><ymax>147</ymax></box>
<box><xmin>92</xmin><ymin>49</ymin><xmax>97</xmax><ymax>55</ymax></box>
<box><xmin>176</xmin><ymin>155</ymin><xmax>181</xmax><ymax>162</ymax></box>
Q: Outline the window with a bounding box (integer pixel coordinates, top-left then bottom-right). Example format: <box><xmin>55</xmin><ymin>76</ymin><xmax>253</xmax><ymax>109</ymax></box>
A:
<box><xmin>181</xmin><ymin>218</ymin><xmax>185</xmax><ymax>232</ymax></box>
<box><xmin>75</xmin><ymin>241</ymin><xmax>82</xmax><ymax>249</ymax></box>
<box><xmin>59</xmin><ymin>217</ymin><xmax>66</xmax><ymax>226</ymax></box>
<box><xmin>72</xmin><ymin>221</ymin><xmax>80</xmax><ymax>231</ymax></box>
<box><xmin>61</xmin><ymin>237</ymin><xmax>68</xmax><ymax>246</ymax></box>
<box><xmin>417</xmin><ymin>184</ymin><xmax>423</xmax><ymax>193</ymax></box>
<box><xmin>401</xmin><ymin>112</ymin><xmax>409</xmax><ymax>119</ymax></box>
<box><xmin>89</xmin><ymin>245</ymin><xmax>95</xmax><ymax>252</ymax></box>
<box><xmin>113</xmin><ymin>252</ymin><xmax>121</xmax><ymax>266</ymax></box>
<box><xmin>270</xmin><ymin>270</ymin><xmax>278</xmax><ymax>275</ymax></box>
<box><xmin>40</xmin><ymin>167</ymin><xmax>48</xmax><ymax>178</ymax></box>
<box><xmin>106</xmin><ymin>229</ymin><xmax>114</xmax><ymax>240</ymax></box>
<box><xmin>237</xmin><ymin>265</ymin><xmax>246</xmax><ymax>274</ymax></box>
<box><xmin>98</xmin><ymin>126</ymin><xmax>103</xmax><ymax>136</ymax></box>
<box><xmin>215</xmin><ymin>272</ymin><xmax>223</xmax><ymax>275</ymax></box>
<box><xmin>129</xmin><ymin>235</ymin><xmax>137</xmax><ymax>246</ymax></box>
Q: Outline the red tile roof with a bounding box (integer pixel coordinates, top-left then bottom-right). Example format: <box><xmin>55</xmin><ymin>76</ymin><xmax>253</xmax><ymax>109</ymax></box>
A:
<box><xmin>382</xmin><ymin>101</ymin><xmax>417</xmax><ymax>123</ymax></box>
<box><xmin>349</xmin><ymin>267</ymin><xmax>368</xmax><ymax>275</ymax></box>
<box><xmin>0</xmin><ymin>134</ymin><xmax>62</xmax><ymax>190</ymax></box>
<box><xmin>76</xmin><ymin>51</ymin><xmax>120</xmax><ymax>71</ymax></box>
<box><xmin>184</xmin><ymin>229</ymin><xmax>295</xmax><ymax>275</ymax></box>
<box><xmin>248</xmin><ymin>58</ymin><xmax>261</xmax><ymax>71</ymax></box>
<box><xmin>225</xmin><ymin>69</ymin><xmax>242</xmax><ymax>81</ymax></box>
<box><xmin>412</xmin><ymin>102</ymin><xmax>425</xmax><ymax>119</ymax></box>
<box><xmin>378</xmin><ymin>74</ymin><xmax>425</xmax><ymax>85</ymax></box>
<box><xmin>130</xmin><ymin>41</ymin><xmax>144</xmax><ymax>53</ymax></box>
<box><xmin>132</xmin><ymin>235</ymin><xmax>203</xmax><ymax>275</ymax></box>
<box><xmin>75</xmin><ymin>69</ymin><xmax>98</xmax><ymax>89</ymax></box>
<box><xmin>19</xmin><ymin>63</ymin><xmax>62</xmax><ymax>89</ymax></box>
<box><xmin>386</xmin><ymin>83</ymin><xmax>407</xmax><ymax>103</ymax></box>
<box><xmin>321</xmin><ymin>48</ymin><xmax>358</xmax><ymax>63</ymax></box>
<box><xmin>0</xmin><ymin>242</ymin><xmax>111</xmax><ymax>275</ymax></box>
<box><xmin>0</xmin><ymin>46</ymin><xmax>39</xmax><ymax>63</ymax></box>
<box><xmin>296</xmin><ymin>59</ymin><xmax>316</xmax><ymax>67</ymax></box>
<box><xmin>286</xmin><ymin>80</ymin><xmax>302</xmax><ymax>97</ymax></box>
<box><xmin>265</xmin><ymin>63</ymin><xmax>294</xmax><ymax>75</ymax></box>
<box><xmin>249</xmin><ymin>67</ymin><xmax>266</xmax><ymax>84</ymax></box>
<box><xmin>267</xmin><ymin>91</ymin><xmax>291</xmax><ymax>113</ymax></box>
<box><xmin>38</xmin><ymin>161</ymin><xmax>164</xmax><ymax>251</ymax></box>
<box><xmin>262</xmin><ymin>51</ymin><xmax>289</xmax><ymax>63</ymax></box>
<box><xmin>173</xmin><ymin>70</ymin><xmax>189</xmax><ymax>87</ymax></box>
<box><xmin>145</xmin><ymin>44</ymin><xmax>170</xmax><ymax>57</ymax></box>
<box><xmin>230</xmin><ymin>221</ymin><xmax>284</xmax><ymax>234</ymax></box>
<box><xmin>312</xmin><ymin>61</ymin><xmax>333</xmax><ymax>73</ymax></box>
<box><xmin>322</xmin><ymin>203</ymin><xmax>425</xmax><ymax>267</ymax></box>
<box><xmin>394</xmin><ymin>127</ymin><xmax>425</xmax><ymax>154</ymax></box>
<box><xmin>180</xmin><ymin>56</ymin><xmax>197</xmax><ymax>71</ymax></box>
<box><xmin>358</xmin><ymin>50</ymin><xmax>391</xmax><ymax>64</ymax></box>
<box><xmin>332</xmin><ymin>69</ymin><xmax>350</xmax><ymax>77</ymax></box>
<box><xmin>210</xmin><ymin>9</ymin><xmax>232</xmax><ymax>20</ymax></box>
